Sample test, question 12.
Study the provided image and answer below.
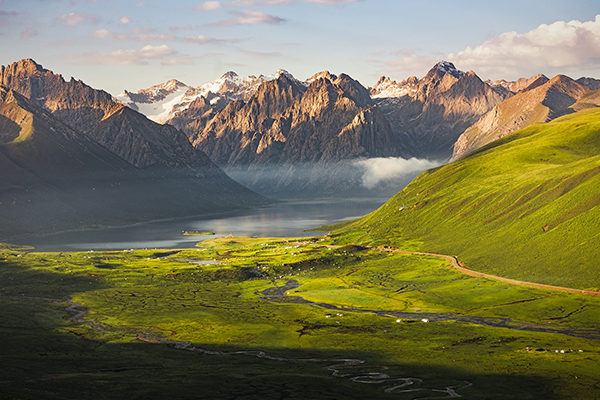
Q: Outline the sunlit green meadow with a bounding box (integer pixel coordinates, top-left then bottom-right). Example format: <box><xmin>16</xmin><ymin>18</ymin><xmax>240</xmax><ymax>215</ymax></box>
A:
<box><xmin>1</xmin><ymin>237</ymin><xmax>600</xmax><ymax>399</ymax></box>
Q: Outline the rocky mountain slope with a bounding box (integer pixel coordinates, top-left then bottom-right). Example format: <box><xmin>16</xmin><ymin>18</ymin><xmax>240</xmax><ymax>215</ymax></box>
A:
<box><xmin>485</xmin><ymin>74</ymin><xmax>549</xmax><ymax>96</ymax></box>
<box><xmin>190</xmin><ymin>71</ymin><xmax>407</xmax><ymax>195</ymax></box>
<box><xmin>0</xmin><ymin>60</ymin><xmax>270</xmax><ymax>238</ymax></box>
<box><xmin>452</xmin><ymin>75</ymin><xmax>596</xmax><ymax>160</ymax></box>
<box><xmin>117</xmin><ymin>70</ymin><xmax>300</xmax><ymax>130</ymax></box>
<box><xmin>371</xmin><ymin>61</ymin><xmax>509</xmax><ymax>160</ymax></box>
<box><xmin>0</xmin><ymin>59</ymin><xmax>213</xmax><ymax>169</ymax></box>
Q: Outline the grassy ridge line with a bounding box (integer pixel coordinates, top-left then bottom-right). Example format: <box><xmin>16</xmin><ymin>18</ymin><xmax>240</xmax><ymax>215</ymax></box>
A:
<box><xmin>332</xmin><ymin>108</ymin><xmax>600</xmax><ymax>289</ymax></box>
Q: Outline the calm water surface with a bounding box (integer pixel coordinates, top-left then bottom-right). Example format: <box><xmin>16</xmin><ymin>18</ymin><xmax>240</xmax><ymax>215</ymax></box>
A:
<box><xmin>18</xmin><ymin>197</ymin><xmax>388</xmax><ymax>252</ymax></box>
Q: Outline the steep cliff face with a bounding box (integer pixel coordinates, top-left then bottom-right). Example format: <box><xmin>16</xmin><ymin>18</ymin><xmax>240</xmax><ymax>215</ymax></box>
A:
<box><xmin>373</xmin><ymin>62</ymin><xmax>508</xmax><ymax>160</ymax></box>
<box><xmin>452</xmin><ymin>75</ymin><xmax>592</xmax><ymax>160</ymax></box>
<box><xmin>189</xmin><ymin>71</ymin><xmax>407</xmax><ymax>195</ymax></box>
<box><xmin>0</xmin><ymin>59</ymin><xmax>210</xmax><ymax>169</ymax></box>
<box><xmin>0</xmin><ymin>59</ymin><xmax>121</xmax><ymax>133</ymax></box>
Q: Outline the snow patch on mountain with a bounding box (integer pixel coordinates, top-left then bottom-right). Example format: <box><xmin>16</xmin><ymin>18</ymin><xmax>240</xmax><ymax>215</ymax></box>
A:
<box><xmin>117</xmin><ymin>69</ymin><xmax>304</xmax><ymax>124</ymax></box>
<box><xmin>370</xmin><ymin>76</ymin><xmax>418</xmax><ymax>98</ymax></box>
<box><xmin>435</xmin><ymin>61</ymin><xmax>464</xmax><ymax>78</ymax></box>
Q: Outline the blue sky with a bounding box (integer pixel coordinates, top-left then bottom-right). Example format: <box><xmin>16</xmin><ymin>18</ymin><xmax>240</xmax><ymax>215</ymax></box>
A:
<box><xmin>1</xmin><ymin>0</ymin><xmax>599</xmax><ymax>95</ymax></box>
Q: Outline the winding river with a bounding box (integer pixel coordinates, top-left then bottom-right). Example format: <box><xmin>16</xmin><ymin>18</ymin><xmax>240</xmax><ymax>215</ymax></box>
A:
<box><xmin>60</xmin><ymin>297</ymin><xmax>472</xmax><ymax>398</ymax></box>
<box><xmin>260</xmin><ymin>280</ymin><xmax>600</xmax><ymax>341</ymax></box>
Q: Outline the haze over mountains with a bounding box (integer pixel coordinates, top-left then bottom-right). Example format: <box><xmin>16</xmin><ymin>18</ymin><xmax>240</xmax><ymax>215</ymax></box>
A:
<box><xmin>0</xmin><ymin>59</ymin><xmax>269</xmax><ymax>240</ymax></box>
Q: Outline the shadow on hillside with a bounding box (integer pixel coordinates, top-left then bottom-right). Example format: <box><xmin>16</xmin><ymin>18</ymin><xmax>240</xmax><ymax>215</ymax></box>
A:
<box><xmin>0</xmin><ymin>255</ymin><xmax>563</xmax><ymax>400</ymax></box>
<box><xmin>0</xmin><ymin>331</ymin><xmax>558</xmax><ymax>400</ymax></box>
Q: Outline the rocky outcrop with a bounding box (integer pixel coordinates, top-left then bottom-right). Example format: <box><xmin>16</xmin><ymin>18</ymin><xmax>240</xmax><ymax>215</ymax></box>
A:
<box><xmin>0</xmin><ymin>59</ymin><xmax>122</xmax><ymax>134</ymax></box>
<box><xmin>486</xmin><ymin>74</ymin><xmax>550</xmax><ymax>96</ymax></box>
<box><xmin>120</xmin><ymin>79</ymin><xmax>188</xmax><ymax>104</ymax></box>
<box><xmin>166</xmin><ymin>93</ymin><xmax>226</xmax><ymax>137</ymax></box>
<box><xmin>370</xmin><ymin>76</ymin><xmax>418</xmax><ymax>98</ymax></box>
<box><xmin>374</xmin><ymin>61</ymin><xmax>508</xmax><ymax>160</ymax></box>
<box><xmin>576</xmin><ymin>77</ymin><xmax>600</xmax><ymax>91</ymax></box>
<box><xmin>452</xmin><ymin>75</ymin><xmax>591</xmax><ymax>160</ymax></box>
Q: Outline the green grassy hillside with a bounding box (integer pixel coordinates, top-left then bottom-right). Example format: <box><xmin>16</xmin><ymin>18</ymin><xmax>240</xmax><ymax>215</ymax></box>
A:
<box><xmin>336</xmin><ymin>108</ymin><xmax>600</xmax><ymax>290</ymax></box>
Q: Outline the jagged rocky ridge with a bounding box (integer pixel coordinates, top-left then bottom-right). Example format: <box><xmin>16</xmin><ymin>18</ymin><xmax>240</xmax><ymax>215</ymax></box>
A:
<box><xmin>0</xmin><ymin>59</ymin><xmax>270</xmax><ymax>239</ymax></box>
<box><xmin>452</xmin><ymin>75</ymin><xmax>600</xmax><ymax>160</ymax></box>
<box><xmin>370</xmin><ymin>61</ymin><xmax>509</xmax><ymax>160</ymax></box>
<box><xmin>117</xmin><ymin>70</ymin><xmax>300</xmax><ymax>129</ymax></box>
<box><xmin>189</xmin><ymin>71</ymin><xmax>408</xmax><ymax>196</ymax></box>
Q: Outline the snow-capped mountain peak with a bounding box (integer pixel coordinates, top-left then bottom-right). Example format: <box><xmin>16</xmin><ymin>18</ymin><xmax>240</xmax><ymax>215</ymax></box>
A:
<box><xmin>117</xmin><ymin>70</ymin><xmax>305</xmax><ymax>124</ymax></box>
<box><xmin>435</xmin><ymin>61</ymin><xmax>464</xmax><ymax>78</ymax></box>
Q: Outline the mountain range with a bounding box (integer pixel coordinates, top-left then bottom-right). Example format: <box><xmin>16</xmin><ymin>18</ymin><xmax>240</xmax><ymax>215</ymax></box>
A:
<box><xmin>1</xmin><ymin>57</ymin><xmax>599</xmax><ymax>237</ymax></box>
<box><xmin>0</xmin><ymin>59</ymin><xmax>269</xmax><ymax>240</ymax></box>
<box><xmin>116</xmin><ymin>61</ymin><xmax>599</xmax><ymax>196</ymax></box>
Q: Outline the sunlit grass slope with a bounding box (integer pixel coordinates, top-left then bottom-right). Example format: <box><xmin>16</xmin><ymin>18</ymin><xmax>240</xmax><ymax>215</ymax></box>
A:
<box><xmin>338</xmin><ymin>108</ymin><xmax>600</xmax><ymax>289</ymax></box>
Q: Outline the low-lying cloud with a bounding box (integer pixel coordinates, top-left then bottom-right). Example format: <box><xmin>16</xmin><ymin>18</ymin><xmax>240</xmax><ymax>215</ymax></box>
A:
<box><xmin>354</xmin><ymin>157</ymin><xmax>438</xmax><ymax>189</ymax></box>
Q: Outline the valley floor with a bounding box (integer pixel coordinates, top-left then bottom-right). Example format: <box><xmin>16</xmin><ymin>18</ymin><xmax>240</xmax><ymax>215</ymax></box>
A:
<box><xmin>1</xmin><ymin>236</ymin><xmax>599</xmax><ymax>399</ymax></box>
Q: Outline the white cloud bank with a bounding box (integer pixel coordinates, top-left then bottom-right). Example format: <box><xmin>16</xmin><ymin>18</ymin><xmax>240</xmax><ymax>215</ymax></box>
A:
<box><xmin>56</xmin><ymin>12</ymin><xmax>100</xmax><ymax>26</ymax></box>
<box><xmin>447</xmin><ymin>14</ymin><xmax>600</xmax><ymax>78</ymax></box>
<box><xmin>354</xmin><ymin>157</ymin><xmax>438</xmax><ymax>189</ymax></box>
<box><xmin>382</xmin><ymin>15</ymin><xmax>600</xmax><ymax>80</ymax></box>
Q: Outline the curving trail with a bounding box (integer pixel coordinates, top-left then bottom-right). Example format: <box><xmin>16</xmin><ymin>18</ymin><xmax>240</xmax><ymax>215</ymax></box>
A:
<box><xmin>384</xmin><ymin>248</ymin><xmax>600</xmax><ymax>297</ymax></box>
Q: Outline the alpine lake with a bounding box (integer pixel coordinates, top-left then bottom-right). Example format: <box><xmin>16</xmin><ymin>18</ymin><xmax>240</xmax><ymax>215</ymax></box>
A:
<box><xmin>1</xmin><ymin>197</ymin><xmax>600</xmax><ymax>399</ymax></box>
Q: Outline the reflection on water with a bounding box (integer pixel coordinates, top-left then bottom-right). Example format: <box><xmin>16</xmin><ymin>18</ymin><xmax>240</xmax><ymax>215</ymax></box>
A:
<box><xmin>17</xmin><ymin>197</ymin><xmax>387</xmax><ymax>252</ymax></box>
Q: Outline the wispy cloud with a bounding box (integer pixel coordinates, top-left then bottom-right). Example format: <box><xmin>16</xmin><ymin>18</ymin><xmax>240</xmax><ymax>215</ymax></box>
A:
<box><xmin>211</xmin><ymin>10</ymin><xmax>284</xmax><ymax>26</ymax></box>
<box><xmin>162</xmin><ymin>57</ymin><xmax>194</xmax><ymax>65</ymax></box>
<box><xmin>195</xmin><ymin>0</ymin><xmax>361</xmax><ymax>11</ymax></box>
<box><xmin>241</xmin><ymin>49</ymin><xmax>281</xmax><ymax>59</ymax></box>
<box><xmin>170</xmin><ymin>25</ymin><xmax>197</xmax><ymax>32</ymax></box>
<box><xmin>21</xmin><ymin>28</ymin><xmax>39</xmax><ymax>38</ymax></box>
<box><xmin>184</xmin><ymin>34</ymin><xmax>238</xmax><ymax>44</ymax></box>
<box><xmin>354</xmin><ymin>157</ymin><xmax>438</xmax><ymax>189</ymax></box>
<box><xmin>119</xmin><ymin>15</ymin><xmax>132</xmax><ymax>25</ymax></box>
<box><xmin>446</xmin><ymin>14</ymin><xmax>600</xmax><ymax>78</ymax></box>
<box><xmin>56</xmin><ymin>12</ymin><xmax>100</xmax><ymax>26</ymax></box>
<box><xmin>66</xmin><ymin>44</ymin><xmax>176</xmax><ymax>65</ymax></box>
<box><xmin>92</xmin><ymin>28</ymin><xmax>176</xmax><ymax>42</ymax></box>
<box><xmin>0</xmin><ymin>11</ymin><xmax>18</xmax><ymax>16</ymax></box>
